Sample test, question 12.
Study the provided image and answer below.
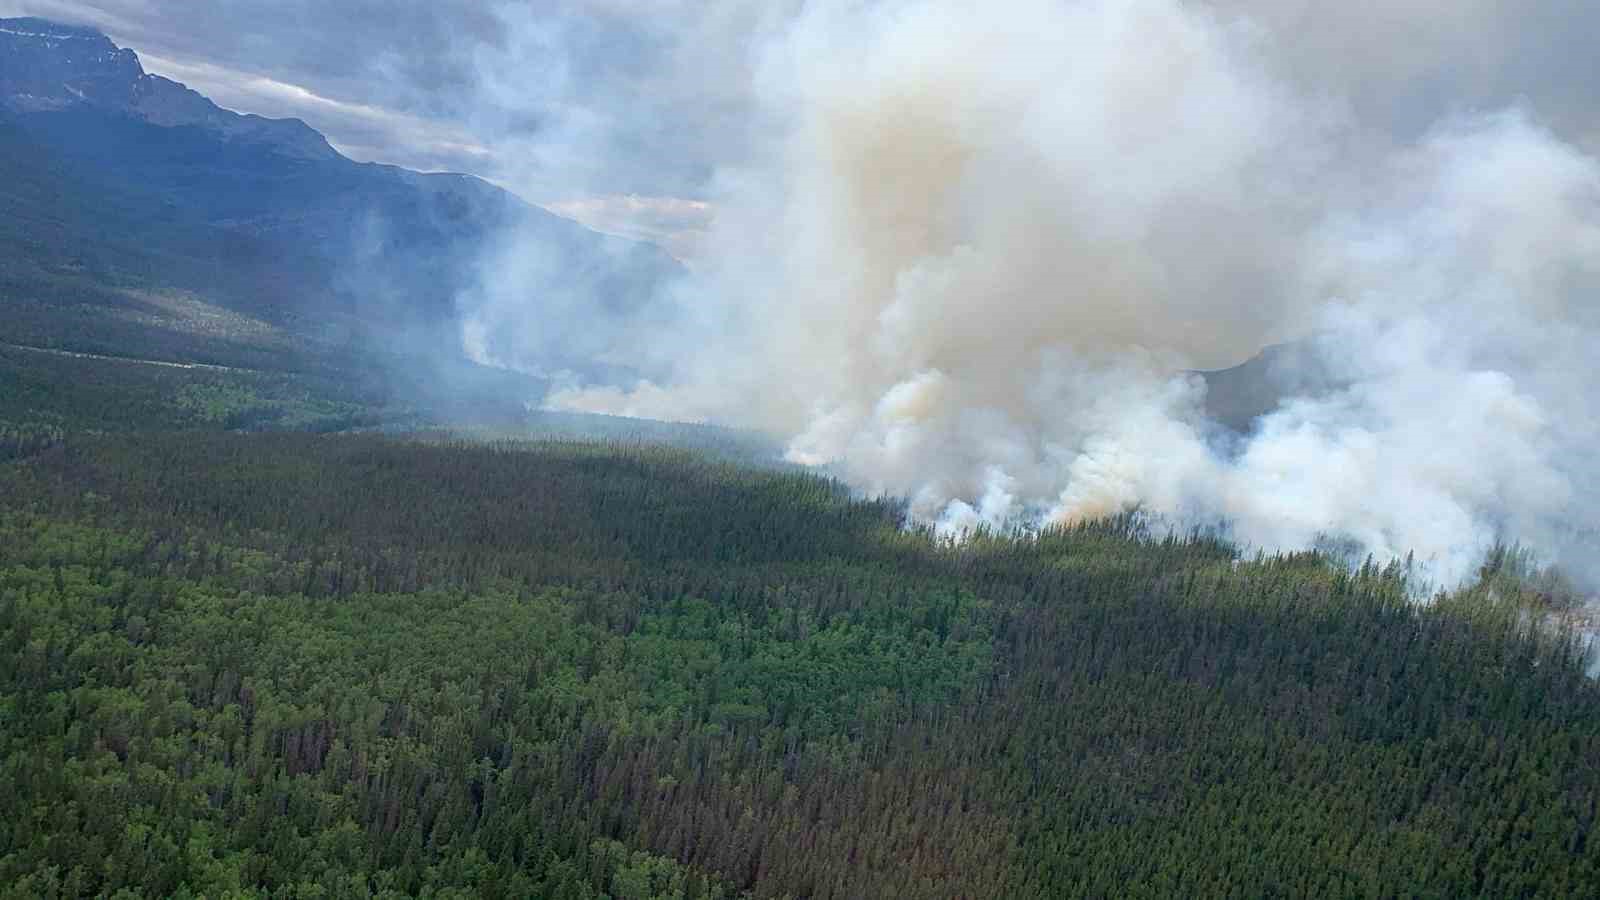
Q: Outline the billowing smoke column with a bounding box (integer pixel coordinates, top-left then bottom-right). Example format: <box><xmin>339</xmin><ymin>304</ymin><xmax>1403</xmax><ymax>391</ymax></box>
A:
<box><xmin>523</xmin><ymin>0</ymin><xmax>1598</xmax><ymax>586</ymax></box>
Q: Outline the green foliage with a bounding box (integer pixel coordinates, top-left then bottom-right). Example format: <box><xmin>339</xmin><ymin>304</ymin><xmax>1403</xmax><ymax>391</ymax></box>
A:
<box><xmin>0</xmin><ymin>345</ymin><xmax>402</xmax><ymax>435</ymax></box>
<box><xmin>2</xmin><ymin>433</ymin><xmax>1597</xmax><ymax>898</ymax></box>
<box><xmin>0</xmin><ymin>419</ymin><xmax>64</xmax><ymax>461</ymax></box>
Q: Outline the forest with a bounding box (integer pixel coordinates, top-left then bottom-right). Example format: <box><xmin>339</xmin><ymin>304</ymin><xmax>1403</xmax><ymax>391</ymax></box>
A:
<box><xmin>2</xmin><ymin>418</ymin><xmax>1598</xmax><ymax>898</ymax></box>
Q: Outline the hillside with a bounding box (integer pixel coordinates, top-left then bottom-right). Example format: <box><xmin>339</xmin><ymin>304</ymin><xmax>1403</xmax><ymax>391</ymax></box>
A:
<box><xmin>0</xmin><ymin>17</ymin><xmax>678</xmax><ymax>392</ymax></box>
<box><xmin>0</xmin><ymin>17</ymin><xmax>335</xmax><ymax>159</ymax></box>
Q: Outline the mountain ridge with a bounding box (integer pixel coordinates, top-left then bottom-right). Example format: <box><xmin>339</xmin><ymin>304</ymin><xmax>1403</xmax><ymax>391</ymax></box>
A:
<box><xmin>0</xmin><ymin>15</ymin><xmax>337</xmax><ymax>161</ymax></box>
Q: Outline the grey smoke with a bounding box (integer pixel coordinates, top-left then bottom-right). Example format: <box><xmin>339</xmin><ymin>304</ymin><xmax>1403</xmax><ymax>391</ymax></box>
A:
<box><xmin>534</xmin><ymin>0</ymin><xmax>1598</xmax><ymax>587</ymax></box>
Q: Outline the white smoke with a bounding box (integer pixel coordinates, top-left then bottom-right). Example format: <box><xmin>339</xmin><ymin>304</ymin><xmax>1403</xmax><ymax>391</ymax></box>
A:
<box><xmin>525</xmin><ymin>0</ymin><xmax>1597</xmax><ymax>586</ymax></box>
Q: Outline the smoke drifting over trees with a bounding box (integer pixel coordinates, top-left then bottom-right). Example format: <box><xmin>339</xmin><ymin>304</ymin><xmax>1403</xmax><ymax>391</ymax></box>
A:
<box><xmin>455</xmin><ymin>0</ymin><xmax>1600</xmax><ymax>586</ymax></box>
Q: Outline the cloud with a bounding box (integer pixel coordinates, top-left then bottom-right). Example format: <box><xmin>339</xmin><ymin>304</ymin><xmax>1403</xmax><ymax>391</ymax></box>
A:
<box><xmin>134</xmin><ymin>52</ymin><xmax>491</xmax><ymax>170</ymax></box>
<box><xmin>543</xmin><ymin>195</ymin><xmax>714</xmax><ymax>261</ymax></box>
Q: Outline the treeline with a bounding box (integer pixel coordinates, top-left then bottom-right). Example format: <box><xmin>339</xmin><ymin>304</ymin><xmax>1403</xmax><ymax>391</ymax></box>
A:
<box><xmin>1</xmin><ymin>433</ymin><xmax>1597</xmax><ymax>898</ymax></box>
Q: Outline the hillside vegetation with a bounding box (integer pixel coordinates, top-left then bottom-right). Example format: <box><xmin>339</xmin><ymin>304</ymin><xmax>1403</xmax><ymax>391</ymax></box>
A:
<box><xmin>2</xmin><ymin>17</ymin><xmax>680</xmax><ymax>411</ymax></box>
<box><xmin>2</xmin><ymin>430</ymin><xmax>1597</xmax><ymax>898</ymax></box>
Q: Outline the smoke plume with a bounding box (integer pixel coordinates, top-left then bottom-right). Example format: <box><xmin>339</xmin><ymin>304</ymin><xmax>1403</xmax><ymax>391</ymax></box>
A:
<box><xmin>489</xmin><ymin>0</ymin><xmax>1597</xmax><ymax>586</ymax></box>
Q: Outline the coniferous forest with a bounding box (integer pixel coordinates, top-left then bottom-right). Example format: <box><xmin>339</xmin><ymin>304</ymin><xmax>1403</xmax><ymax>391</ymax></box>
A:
<box><xmin>3</xmin><ymin>422</ymin><xmax>1598</xmax><ymax>898</ymax></box>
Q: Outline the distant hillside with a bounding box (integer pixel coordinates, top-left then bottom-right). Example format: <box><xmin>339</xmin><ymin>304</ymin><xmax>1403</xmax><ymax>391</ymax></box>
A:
<box><xmin>1199</xmin><ymin>340</ymin><xmax>1346</xmax><ymax>434</ymax></box>
<box><xmin>0</xmin><ymin>16</ymin><xmax>336</xmax><ymax>159</ymax></box>
<box><xmin>0</xmin><ymin>17</ymin><xmax>679</xmax><ymax>386</ymax></box>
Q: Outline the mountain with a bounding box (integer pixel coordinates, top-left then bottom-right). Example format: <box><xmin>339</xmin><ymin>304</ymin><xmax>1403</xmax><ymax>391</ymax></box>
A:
<box><xmin>1199</xmin><ymin>340</ymin><xmax>1347</xmax><ymax>434</ymax></box>
<box><xmin>0</xmin><ymin>17</ymin><xmax>335</xmax><ymax>160</ymax></box>
<box><xmin>0</xmin><ymin>17</ymin><xmax>678</xmax><ymax>390</ymax></box>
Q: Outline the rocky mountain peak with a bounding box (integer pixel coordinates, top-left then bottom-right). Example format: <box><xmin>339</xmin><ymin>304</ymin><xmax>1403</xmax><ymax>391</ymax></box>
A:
<box><xmin>0</xmin><ymin>16</ymin><xmax>338</xmax><ymax>161</ymax></box>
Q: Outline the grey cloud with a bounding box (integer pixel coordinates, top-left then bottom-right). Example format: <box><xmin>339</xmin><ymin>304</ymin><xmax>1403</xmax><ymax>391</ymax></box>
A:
<box><xmin>131</xmin><ymin>50</ymin><xmax>492</xmax><ymax>172</ymax></box>
<box><xmin>543</xmin><ymin>195</ymin><xmax>714</xmax><ymax>261</ymax></box>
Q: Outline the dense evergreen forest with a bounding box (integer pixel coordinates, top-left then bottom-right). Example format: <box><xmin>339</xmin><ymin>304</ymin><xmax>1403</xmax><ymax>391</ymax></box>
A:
<box><xmin>2</xmin><ymin>421</ymin><xmax>1598</xmax><ymax>898</ymax></box>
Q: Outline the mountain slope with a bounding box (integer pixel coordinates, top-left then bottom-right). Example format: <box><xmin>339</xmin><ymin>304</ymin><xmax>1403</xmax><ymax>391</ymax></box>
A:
<box><xmin>0</xmin><ymin>17</ymin><xmax>678</xmax><ymax>384</ymax></box>
<box><xmin>0</xmin><ymin>16</ymin><xmax>334</xmax><ymax>159</ymax></box>
<box><xmin>1199</xmin><ymin>340</ymin><xmax>1347</xmax><ymax>434</ymax></box>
